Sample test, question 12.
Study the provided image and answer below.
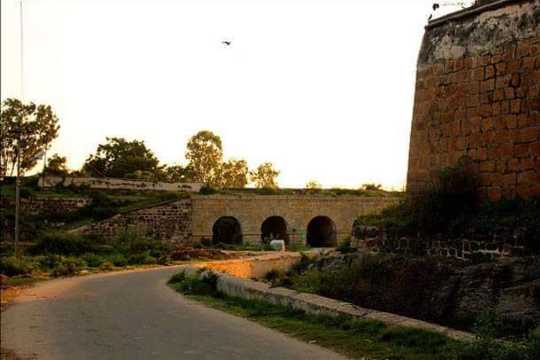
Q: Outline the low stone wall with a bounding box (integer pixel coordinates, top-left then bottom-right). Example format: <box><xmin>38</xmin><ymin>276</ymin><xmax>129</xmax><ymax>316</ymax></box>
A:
<box><xmin>355</xmin><ymin>226</ymin><xmax>529</xmax><ymax>260</ymax></box>
<box><xmin>39</xmin><ymin>176</ymin><xmax>203</xmax><ymax>193</ymax></box>
<box><xmin>197</xmin><ymin>252</ymin><xmax>302</xmax><ymax>279</ymax></box>
<box><xmin>0</xmin><ymin>196</ymin><xmax>91</xmax><ymax>217</ymax></box>
<box><xmin>1</xmin><ymin>196</ymin><xmax>92</xmax><ymax>242</ymax></box>
<box><xmin>77</xmin><ymin>199</ymin><xmax>193</xmax><ymax>243</ymax></box>
<box><xmin>180</xmin><ymin>256</ymin><xmax>472</xmax><ymax>341</ymax></box>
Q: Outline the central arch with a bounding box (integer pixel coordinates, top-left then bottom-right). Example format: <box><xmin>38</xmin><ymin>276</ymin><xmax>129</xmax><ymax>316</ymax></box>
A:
<box><xmin>212</xmin><ymin>216</ymin><xmax>242</xmax><ymax>245</ymax></box>
<box><xmin>307</xmin><ymin>216</ymin><xmax>337</xmax><ymax>247</ymax></box>
<box><xmin>261</xmin><ymin>216</ymin><xmax>289</xmax><ymax>244</ymax></box>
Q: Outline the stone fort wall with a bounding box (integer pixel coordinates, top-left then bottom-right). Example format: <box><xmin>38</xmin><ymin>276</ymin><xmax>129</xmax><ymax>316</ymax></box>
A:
<box><xmin>190</xmin><ymin>195</ymin><xmax>399</xmax><ymax>245</ymax></box>
<box><xmin>76</xmin><ymin>195</ymin><xmax>398</xmax><ymax>245</ymax></box>
<box><xmin>407</xmin><ymin>0</ymin><xmax>540</xmax><ymax>200</ymax></box>
<box><xmin>78</xmin><ymin>199</ymin><xmax>193</xmax><ymax>243</ymax></box>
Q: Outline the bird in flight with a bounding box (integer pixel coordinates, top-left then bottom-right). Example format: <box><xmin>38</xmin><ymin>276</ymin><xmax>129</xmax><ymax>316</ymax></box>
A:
<box><xmin>428</xmin><ymin>2</ymin><xmax>440</xmax><ymax>21</ymax></box>
<box><xmin>222</xmin><ymin>41</ymin><xmax>232</xmax><ymax>46</ymax></box>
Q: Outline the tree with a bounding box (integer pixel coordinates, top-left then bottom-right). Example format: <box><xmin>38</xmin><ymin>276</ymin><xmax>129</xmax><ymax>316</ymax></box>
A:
<box><xmin>44</xmin><ymin>154</ymin><xmax>69</xmax><ymax>176</ymax></box>
<box><xmin>163</xmin><ymin>165</ymin><xmax>193</xmax><ymax>183</ymax></box>
<box><xmin>218</xmin><ymin>159</ymin><xmax>249</xmax><ymax>188</ymax></box>
<box><xmin>361</xmin><ymin>183</ymin><xmax>383</xmax><ymax>191</ymax></box>
<box><xmin>250</xmin><ymin>162</ymin><xmax>280</xmax><ymax>189</ymax></box>
<box><xmin>185</xmin><ymin>130</ymin><xmax>223</xmax><ymax>186</ymax></box>
<box><xmin>82</xmin><ymin>137</ymin><xmax>162</xmax><ymax>179</ymax></box>
<box><xmin>305</xmin><ymin>180</ymin><xmax>322</xmax><ymax>189</ymax></box>
<box><xmin>0</xmin><ymin>98</ymin><xmax>60</xmax><ymax>177</ymax></box>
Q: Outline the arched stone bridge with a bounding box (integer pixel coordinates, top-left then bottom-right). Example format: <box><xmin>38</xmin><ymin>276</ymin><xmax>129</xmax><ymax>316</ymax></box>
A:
<box><xmin>191</xmin><ymin>195</ymin><xmax>398</xmax><ymax>247</ymax></box>
<box><xmin>81</xmin><ymin>194</ymin><xmax>400</xmax><ymax>247</ymax></box>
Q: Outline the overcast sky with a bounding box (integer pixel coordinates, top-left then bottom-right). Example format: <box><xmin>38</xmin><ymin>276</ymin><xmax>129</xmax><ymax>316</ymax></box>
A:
<box><xmin>1</xmin><ymin>0</ymin><xmax>472</xmax><ymax>189</ymax></box>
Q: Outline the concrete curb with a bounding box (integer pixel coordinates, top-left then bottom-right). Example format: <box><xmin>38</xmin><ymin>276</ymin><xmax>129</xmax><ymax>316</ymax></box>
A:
<box><xmin>176</xmin><ymin>257</ymin><xmax>475</xmax><ymax>342</ymax></box>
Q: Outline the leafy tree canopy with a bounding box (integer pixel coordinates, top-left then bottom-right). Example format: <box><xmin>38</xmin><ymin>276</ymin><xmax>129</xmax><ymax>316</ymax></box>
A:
<box><xmin>0</xmin><ymin>98</ymin><xmax>60</xmax><ymax>176</ymax></box>
<box><xmin>82</xmin><ymin>137</ymin><xmax>162</xmax><ymax>179</ymax></box>
<box><xmin>44</xmin><ymin>154</ymin><xmax>69</xmax><ymax>176</ymax></box>
<box><xmin>163</xmin><ymin>165</ymin><xmax>193</xmax><ymax>183</ymax></box>
<box><xmin>218</xmin><ymin>159</ymin><xmax>249</xmax><ymax>188</ymax></box>
<box><xmin>185</xmin><ymin>130</ymin><xmax>223</xmax><ymax>186</ymax></box>
<box><xmin>305</xmin><ymin>180</ymin><xmax>322</xmax><ymax>189</ymax></box>
<box><xmin>250</xmin><ymin>162</ymin><xmax>280</xmax><ymax>189</ymax></box>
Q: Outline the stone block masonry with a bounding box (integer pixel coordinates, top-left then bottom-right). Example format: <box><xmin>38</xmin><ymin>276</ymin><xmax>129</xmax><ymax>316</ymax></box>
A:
<box><xmin>76</xmin><ymin>194</ymin><xmax>398</xmax><ymax>245</ymax></box>
<box><xmin>78</xmin><ymin>199</ymin><xmax>193</xmax><ymax>243</ymax></box>
<box><xmin>407</xmin><ymin>0</ymin><xmax>540</xmax><ymax>200</ymax></box>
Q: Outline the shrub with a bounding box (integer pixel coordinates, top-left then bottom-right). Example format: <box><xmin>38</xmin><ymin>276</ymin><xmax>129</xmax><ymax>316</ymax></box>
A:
<box><xmin>173</xmin><ymin>272</ymin><xmax>219</xmax><ymax>296</ymax></box>
<box><xmin>82</xmin><ymin>253</ymin><xmax>105</xmax><ymax>268</ymax></box>
<box><xmin>127</xmin><ymin>252</ymin><xmax>156</xmax><ymax>265</ymax></box>
<box><xmin>30</xmin><ymin>232</ymin><xmax>97</xmax><ymax>256</ymax></box>
<box><xmin>109</xmin><ymin>254</ymin><xmax>127</xmax><ymax>267</ymax></box>
<box><xmin>336</xmin><ymin>239</ymin><xmax>355</xmax><ymax>254</ymax></box>
<box><xmin>99</xmin><ymin>261</ymin><xmax>114</xmax><ymax>271</ymax></box>
<box><xmin>0</xmin><ymin>256</ymin><xmax>35</xmax><ymax>276</ymax></box>
<box><xmin>51</xmin><ymin>257</ymin><xmax>86</xmax><ymax>277</ymax></box>
<box><xmin>528</xmin><ymin>327</ymin><xmax>540</xmax><ymax>359</ymax></box>
<box><xmin>289</xmin><ymin>254</ymin><xmax>457</xmax><ymax>324</ymax></box>
<box><xmin>37</xmin><ymin>254</ymin><xmax>64</xmax><ymax>270</ymax></box>
<box><xmin>157</xmin><ymin>255</ymin><xmax>171</xmax><ymax>265</ymax></box>
<box><xmin>167</xmin><ymin>271</ymin><xmax>186</xmax><ymax>285</ymax></box>
<box><xmin>199</xmin><ymin>185</ymin><xmax>217</xmax><ymax>195</ymax></box>
<box><xmin>357</xmin><ymin>160</ymin><xmax>480</xmax><ymax>238</ymax></box>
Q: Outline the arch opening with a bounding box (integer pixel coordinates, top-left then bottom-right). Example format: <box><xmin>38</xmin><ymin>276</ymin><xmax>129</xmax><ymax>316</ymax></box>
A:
<box><xmin>307</xmin><ymin>216</ymin><xmax>337</xmax><ymax>247</ymax></box>
<box><xmin>212</xmin><ymin>216</ymin><xmax>242</xmax><ymax>245</ymax></box>
<box><xmin>261</xmin><ymin>216</ymin><xmax>289</xmax><ymax>244</ymax></box>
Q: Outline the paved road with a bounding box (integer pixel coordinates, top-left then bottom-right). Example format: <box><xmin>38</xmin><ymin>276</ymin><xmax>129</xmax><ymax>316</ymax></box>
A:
<box><xmin>1</xmin><ymin>267</ymin><xmax>347</xmax><ymax>360</ymax></box>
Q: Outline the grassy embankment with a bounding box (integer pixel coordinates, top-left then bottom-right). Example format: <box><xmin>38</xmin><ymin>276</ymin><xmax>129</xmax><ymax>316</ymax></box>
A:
<box><xmin>167</xmin><ymin>272</ymin><xmax>540</xmax><ymax>360</ymax></box>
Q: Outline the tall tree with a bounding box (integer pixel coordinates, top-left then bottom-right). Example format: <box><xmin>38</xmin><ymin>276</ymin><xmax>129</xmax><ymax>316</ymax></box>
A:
<box><xmin>305</xmin><ymin>179</ymin><xmax>322</xmax><ymax>189</ymax></box>
<box><xmin>82</xmin><ymin>137</ymin><xmax>162</xmax><ymax>179</ymax></box>
<box><xmin>250</xmin><ymin>162</ymin><xmax>280</xmax><ymax>189</ymax></box>
<box><xmin>185</xmin><ymin>130</ymin><xmax>223</xmax><ymax>186</ymax></box>
<box><xmin>218</xmin><ymin>159</ymin><xmax>249</xmax><ymax>188</ymax></box>
<box><xmin>44</xmin><ymin>154</ymin><xmax>69</xmax><ymax>176</ymax></box>
<box><xmin>163</xmin><ymin>165</ymin><xmax>193</xmax><ymax>183</ymax></box>
<box><xmin>0</xmin><ymin>98</ymin><xmax>60</xmax><ymax>177</ymax></box>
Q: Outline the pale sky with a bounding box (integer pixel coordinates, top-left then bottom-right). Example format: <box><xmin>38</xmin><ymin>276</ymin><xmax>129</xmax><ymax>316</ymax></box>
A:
<box><xmin>1</xmin><ymin>0</ymin><xmax>472</xmax><ymax>189</ymax></box>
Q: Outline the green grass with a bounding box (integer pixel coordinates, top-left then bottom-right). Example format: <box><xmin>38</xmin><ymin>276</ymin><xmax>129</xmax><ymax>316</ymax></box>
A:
<box><xmin>2</xmin><ymin>275</ymin><xmax>47</xmax><ymax>287</ymax></box>
<box><xmin>168</xmin><ymin>274</ymin><xmax>464</xmax><ymax>360</ymax></box>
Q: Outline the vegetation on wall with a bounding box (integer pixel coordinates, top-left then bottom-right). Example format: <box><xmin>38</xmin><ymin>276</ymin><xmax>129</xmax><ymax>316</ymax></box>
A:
<box><xmin>357</xmin><ymin>160</ymin><xmax>540</xmax><ymax>252</ymax></box>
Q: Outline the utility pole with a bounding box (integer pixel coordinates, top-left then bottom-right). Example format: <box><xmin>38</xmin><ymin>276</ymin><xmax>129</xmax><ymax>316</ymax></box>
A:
<box><xmin>14</xmin><ymin>0</ymin><xmax>24</xmax><ymax>257</ymax></box>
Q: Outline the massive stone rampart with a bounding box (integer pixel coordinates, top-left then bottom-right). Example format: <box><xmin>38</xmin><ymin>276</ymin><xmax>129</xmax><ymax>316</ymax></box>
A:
<box><xmin>408</xmin><ymin>0</ymin><xmax>540</xmax><ymax>199</ymax></box>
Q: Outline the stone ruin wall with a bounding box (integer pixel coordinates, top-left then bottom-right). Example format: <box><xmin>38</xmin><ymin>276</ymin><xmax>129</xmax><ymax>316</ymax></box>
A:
<box><xmin>407</xmin><ymin>0</ymin><xmax>540</xmax><ymax>200</ymax></box>
<box><xmin>77</xmin><ymin>195</ymin><xmax>399</xmax><ymax>245</ymax></box>
<box><xmin>1</xmin><ymin>197</ymin><xmax>92</xmax><ymax>242</ymax></box>
<box><xmin>190</xmin><ymin>195</ymin><xmax>399</xmax><ymax>245</ymax></box>
<box><xmin>78</xmin><ymin>199</ymin><xmax>193</xmax><ymax>244</ymax></box>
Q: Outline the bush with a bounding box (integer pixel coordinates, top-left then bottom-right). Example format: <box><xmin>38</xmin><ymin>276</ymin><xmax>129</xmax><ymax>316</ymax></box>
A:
<box><xmin>289</xmin><ymin>254</ymin><xmax>457</xmax><ymax>324</ymax></box>
<box><xmin>109</xmin><ymin>254</ymin><xmax>127</xmax><ymax>267</ymax></box>
<box><xmin>167</xmin><ymin>271</ymin><xmax>186</xmax><ymax>284</ymax></box>
<box><xmin>157</xmin><ymin>255</ymin><xmax>171</xmax><ymax>265</ymax></box>
<box><xmin>99</xmin><ymin>261</ymin><xmax>114</xmax><ymax>271</ymax></box>
<box><xmin>336</xmin><ymin>239</ymin><xmax>355</xmax><ymax>254</ymax></box>
<box><xmin>50</xmin><ymin>257</ymin><xmax>86</xmax><ymax>277</ymax></box>
<box><xmin>82</xmin><ymin>253</ymin><xmax>105</xmax><ymax>268</ymax></box>
<box><xmin>0</xmin><ymin>256</ymin><xmax>35</xmax><ymax>276</ymax></box>
<box><xmin>172</xmin><ymin>271</ymin><xmax>219</xmax><ymax>296</ymax></box>
<box><xmin>127</xmin><ymin>252</ymin><xmax>156</xmax><ymax>265</ymax></box>
<box><xmin>30</xmin><ymin>232</ymin><xmax>98</xmax><ymax>256</ymax></box>
<box><xmin>199</xmin><ymin>185</ymin><xmax>217</xmax><ymax>195</ymax></box>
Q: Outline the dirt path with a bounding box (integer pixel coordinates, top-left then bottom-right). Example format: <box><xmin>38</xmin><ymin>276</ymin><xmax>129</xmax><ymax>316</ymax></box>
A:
<box><xmin>1</xmin><ymin>267</ymin><xmax>347</xmax><ymax>360</ymax></box>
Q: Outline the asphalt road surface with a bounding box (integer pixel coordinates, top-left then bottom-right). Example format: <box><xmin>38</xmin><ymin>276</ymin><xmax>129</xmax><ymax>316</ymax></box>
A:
<box><xmin>1</xmin><ymin>267</ymin><xmax>347</xmax><ymax>360</ymax></box>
